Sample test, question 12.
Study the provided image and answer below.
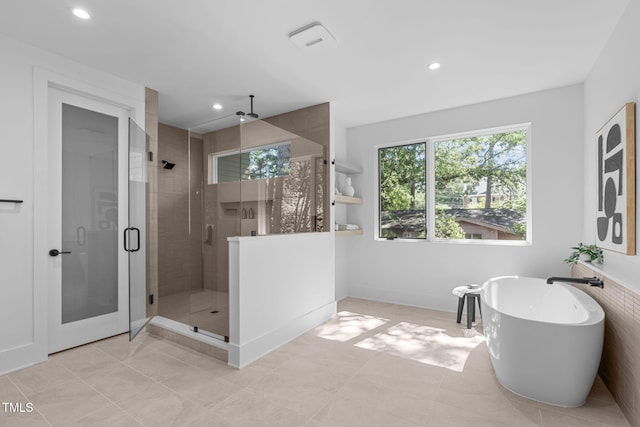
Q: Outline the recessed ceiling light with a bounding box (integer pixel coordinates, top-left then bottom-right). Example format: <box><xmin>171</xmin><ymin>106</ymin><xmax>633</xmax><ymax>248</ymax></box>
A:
<box><xmin>428</xmin><ymin>62</ymin><xmax>441</xmax><ymax>70</ymax></box>
<box><xmin>72</xmin><ymin>8</ymin><xmax>91</xmax><ymax>20</ymax></box>
<box><xmin>212</xmin><ymin>103</ymin><xmax>223</xmax><ymax>110</ymax></box>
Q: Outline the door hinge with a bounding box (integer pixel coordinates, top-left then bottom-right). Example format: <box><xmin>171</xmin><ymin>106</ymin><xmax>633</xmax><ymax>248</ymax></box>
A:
<box><xmin>148</xmin><ymin>294</ymin><xmax>154</xmax><ymax>305</ymax></box>
<box><xmin>148</xmin><ymin>151</ymin><xmax>153</xmax><ymax>162</ymax></box>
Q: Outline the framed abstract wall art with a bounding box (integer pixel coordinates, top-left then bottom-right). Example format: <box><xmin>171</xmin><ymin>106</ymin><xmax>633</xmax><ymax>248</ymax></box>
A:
<box><xmin>596</xmin><ymin>102</ymin><xmax>636</xmax><ymax>255</ymax></box>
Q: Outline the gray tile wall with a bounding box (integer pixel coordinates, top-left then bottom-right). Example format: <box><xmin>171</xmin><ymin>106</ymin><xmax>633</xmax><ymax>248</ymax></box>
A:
<box><xmin>145</xmin><ymin>88</ymin><xmax>158</xmax><ymax>317</ymax></box>
<box><xmin>189</xmin><ymin>136</ymin><xmax>204</xmax><ymax>291</ymax></box>
<box><xmin>158</xmin><ymin>123</ymin><xmax>203</xmax><ymax>297</ymax></box>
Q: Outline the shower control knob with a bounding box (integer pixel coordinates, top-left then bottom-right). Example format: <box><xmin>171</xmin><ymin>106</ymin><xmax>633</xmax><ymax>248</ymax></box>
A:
<box><xmin>49</xmin><ymin>249</ymin><xmax>71</xmax><ymax>257</ymax></box>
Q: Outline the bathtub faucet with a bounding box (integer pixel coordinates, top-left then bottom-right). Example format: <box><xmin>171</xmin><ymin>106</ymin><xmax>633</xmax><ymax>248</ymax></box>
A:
<box><xmin>546</xmin><ymin>276</ymin><xmax>604</xmax><ymax>288</ymax></box>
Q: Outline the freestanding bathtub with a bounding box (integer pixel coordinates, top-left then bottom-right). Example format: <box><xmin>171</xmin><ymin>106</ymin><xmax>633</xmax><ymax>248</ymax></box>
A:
<box><xmin>481</xmin><ymin>276</ymin><xmax>604</xmax><ymax>407</ymax></box>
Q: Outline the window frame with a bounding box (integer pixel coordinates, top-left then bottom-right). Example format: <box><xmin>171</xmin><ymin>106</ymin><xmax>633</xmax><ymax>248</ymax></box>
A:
<box><xmin>208</xmin><ymin>140</ymin><xmax>291</xmax><ymax>184</ymax></box>
<box><xmin>377</xmin><ymin>140</ymin><xmax>428</xmax><ymax>240</ymax></box>
<box><xmin>374</xmin><ymin>123</ymin><xmax>532</xmax><ymax>245</ymax></box>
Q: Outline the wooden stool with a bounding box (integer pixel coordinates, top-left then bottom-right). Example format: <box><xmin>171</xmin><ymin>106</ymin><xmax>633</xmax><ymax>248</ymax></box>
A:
<box><xmin>452</xmin><ymin>285</ymin><xmax>482</xmax><ymax>329</ymax></box>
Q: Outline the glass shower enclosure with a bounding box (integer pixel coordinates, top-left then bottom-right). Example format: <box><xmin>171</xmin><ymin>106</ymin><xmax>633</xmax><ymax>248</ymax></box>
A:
<box><xmin>156</xmin><ymin>105</ymin><xmax>328</xmax><ymax>341</ymax></box>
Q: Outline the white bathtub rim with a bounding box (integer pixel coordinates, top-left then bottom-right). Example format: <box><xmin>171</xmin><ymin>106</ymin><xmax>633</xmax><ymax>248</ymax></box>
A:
<box><xmin>480</xmin><ymin>275</ymin><xmax>605</xmax><ymax>327</ymax></box>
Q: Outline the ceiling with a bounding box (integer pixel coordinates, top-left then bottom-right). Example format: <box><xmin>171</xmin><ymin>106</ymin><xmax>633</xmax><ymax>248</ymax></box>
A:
<box><xmin>0</xmin><ymin>0</ymin><xmax>629</xmax><ymax>132</ymax></box>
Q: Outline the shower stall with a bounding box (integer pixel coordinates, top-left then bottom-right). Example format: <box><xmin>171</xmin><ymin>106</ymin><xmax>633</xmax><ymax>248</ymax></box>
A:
<box><xmin>154</xmin><ymin>103</ymin><xmax>330</xmax><ymax>342</ymax></box>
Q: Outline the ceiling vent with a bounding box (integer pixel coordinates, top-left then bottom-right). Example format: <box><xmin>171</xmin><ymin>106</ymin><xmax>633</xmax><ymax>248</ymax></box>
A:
<box><xmin>289</xmin><ymin>22</ymin><xmax>337</xmax><ymax>50</ymax></box>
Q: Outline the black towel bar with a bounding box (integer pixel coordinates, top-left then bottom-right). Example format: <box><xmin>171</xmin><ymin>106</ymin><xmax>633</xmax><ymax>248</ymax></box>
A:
<box><xmin>0</xmin><ymin>199</ymin><xmax>23</xmax><ymax>203</ymax></box>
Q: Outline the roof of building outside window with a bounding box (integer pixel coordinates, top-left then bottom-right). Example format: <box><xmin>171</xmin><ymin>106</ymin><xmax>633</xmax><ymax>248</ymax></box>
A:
<box><xmin>380</xmin><ymin>208</ymin><xmax>524</xmax><ymax>234</ymax></box>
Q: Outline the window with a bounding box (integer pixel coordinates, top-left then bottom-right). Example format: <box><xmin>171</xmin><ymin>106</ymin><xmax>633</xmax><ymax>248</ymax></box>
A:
<box><xmin>377</xmin><ymin>124</ymin><xmax>529</xmax><ymax>243</ymax></box>
<box><xmin>378</xmin><ymin>142</ymin><xmax>426</xmax><ymax>239</ymax></box>
<box><xmin>210</xmin><ymin>142</ymin><xmax>291</xmax><ymax>184</ymax></box>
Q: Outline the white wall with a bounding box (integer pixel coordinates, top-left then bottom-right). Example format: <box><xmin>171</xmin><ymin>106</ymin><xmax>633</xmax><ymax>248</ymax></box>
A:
<box><xmin>0</xmin><ymin>33</ymin><xmax>145</xmax><ymax>374</ymax></box>
<box><xmin>344</xmin><ymin>85</ymin><xmax>585</xmax><ymax>312</ymax></box>
<box><xmin>228</xmin><ymin>232</ymin><xmax>335</xmax><ymax>368</ymax></box>
<box><xmin>584</xmin><ymin>0</ymin><xmax>640</xmax><ymax>292</ymax></box>
<box><xmin>333</xmin><ymin>120</ymin><xmax>349</xmax><ymax>300</ymax></box>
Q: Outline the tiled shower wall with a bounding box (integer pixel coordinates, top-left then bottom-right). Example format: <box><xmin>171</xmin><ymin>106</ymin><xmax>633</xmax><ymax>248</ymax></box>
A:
<box><xmin>145</xmin><ymin>88</ymin><xmax>158</xmax><ymax>316</ymax></box>
<box><xmin>189</xmin><ymin>136</ymin><xmax>204</xmax><ymax>292</ymax></box>
<box><xmin>157</xmin><ymin>123</ymin><xmax>203</xmax><ymax>296</ymax></box>
<box><xmin>203</xmin><ymin>126</ymin><xmax>240</xmax><ymax>294</ymax></box>
<box><xmin>573</xmin><ymin>262</ymin><xmax>639</xmax><ymax>426</ymax></box>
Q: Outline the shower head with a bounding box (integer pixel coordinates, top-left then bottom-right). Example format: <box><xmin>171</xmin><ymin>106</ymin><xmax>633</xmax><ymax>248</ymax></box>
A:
<box><xmin>162</xmin><ymin>160</ymin><xmax>175</xmax><ymax>170</ymax></box>
<box><xmin>235</xmin><ymin>95</ymin><xmax>259</xmax><ymax>120</ymax></box>
<box><xmin>248</xmin><ymin>95</ymin><xmax>259</xmax><ymax>118</ymax></box>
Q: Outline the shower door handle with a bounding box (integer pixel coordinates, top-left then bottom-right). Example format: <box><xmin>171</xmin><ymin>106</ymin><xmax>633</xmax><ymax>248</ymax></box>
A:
<box><xmin>124</xmin><ymin>227</ymin><xmax>140</xmax><ymax>252</ymax></box>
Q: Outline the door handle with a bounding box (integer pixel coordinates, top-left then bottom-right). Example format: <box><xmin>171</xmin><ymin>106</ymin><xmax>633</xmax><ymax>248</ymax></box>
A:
<box><xmin>49</xmin><ymin>249</ymin><xmax>71</xmax><ymax>257</ymax></box>
<box><xmin>124</xmin><ymin>227</ymin><xmax>140</xmax><ymax>252</ymax></box>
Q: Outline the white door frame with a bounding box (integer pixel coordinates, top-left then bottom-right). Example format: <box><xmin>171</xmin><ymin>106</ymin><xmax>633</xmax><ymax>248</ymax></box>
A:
<box><xmin>33</xmin><ymin>67</ymin><xmax>145</xmax><ymax>359</ymax></box>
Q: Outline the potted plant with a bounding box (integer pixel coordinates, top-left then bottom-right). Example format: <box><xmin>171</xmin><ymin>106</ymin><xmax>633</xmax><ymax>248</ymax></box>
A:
<box><xmin>564</xmin><ymin>243</ymin><xmax>603</xmax><ymax>264</ymax></box>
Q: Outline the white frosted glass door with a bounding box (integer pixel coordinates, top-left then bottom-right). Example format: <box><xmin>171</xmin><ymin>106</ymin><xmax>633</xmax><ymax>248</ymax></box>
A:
<box><xmin>61</xmin><ymin>103</ymin><xmax>119</xmax><ymax>323</ymax></box>
<box><xmin>48</xmin><ymin>88</ymin><xmax>129</xmax><ymax>353</ymax></box>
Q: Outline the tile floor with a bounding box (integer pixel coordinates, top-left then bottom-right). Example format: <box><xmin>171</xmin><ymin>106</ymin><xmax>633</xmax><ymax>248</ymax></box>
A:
<box><xmin>0</xmin><ymin>297</ymin><xmax>630</xmax><ymax>426</ymax></box>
